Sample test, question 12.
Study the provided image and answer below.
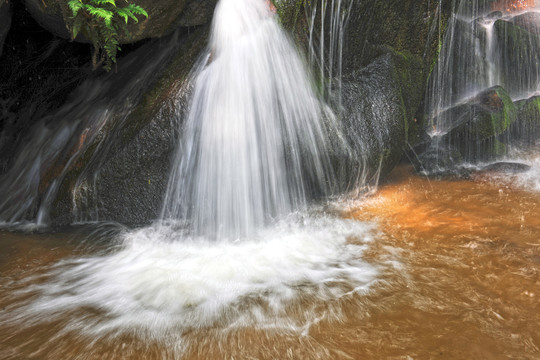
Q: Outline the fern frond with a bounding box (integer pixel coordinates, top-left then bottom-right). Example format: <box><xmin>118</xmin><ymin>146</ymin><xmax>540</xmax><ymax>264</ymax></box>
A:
<box><xmin>125</xmin><ymin>4</ymin><xmax>148</xmax><ymax>18</ymax></box>
<box><xmin>92</xmin><ymin>0</ymin><xmax>116</xmax><ymax>6</ymax></box>
<box><xmin>85</xmin><ymin>5</ymin><xmax>114</xmax><ymax>27</ymax></box>
<box><xmin>115</xmin><ymin>8</ymin><xmax>132</xmax><ymax>24</ymax></box>
<box><xmin>71</xmin><ymin>16</ymin><xmax>84</xmax><ymax>39</ymax></box>
<box><xmin>68</xmin><ymin>0</ymin><xmax>84</xmax><ymax>16</ymax></box>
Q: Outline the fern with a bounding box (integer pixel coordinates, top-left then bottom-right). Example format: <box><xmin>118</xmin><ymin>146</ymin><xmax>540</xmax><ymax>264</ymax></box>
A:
<box><xmin>66</xmin><ymin>0</ymin><xmax>149</xmax><ymax>71</ymax></box>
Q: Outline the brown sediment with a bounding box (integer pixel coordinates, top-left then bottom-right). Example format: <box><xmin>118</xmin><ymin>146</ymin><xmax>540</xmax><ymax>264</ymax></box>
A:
<box><xmin>1</xmin><ymin>166</ymin><xmax>539</xmax><ymax>359</ymax></box>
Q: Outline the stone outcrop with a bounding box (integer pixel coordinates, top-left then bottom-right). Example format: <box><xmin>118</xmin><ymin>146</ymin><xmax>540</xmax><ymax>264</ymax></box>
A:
<box><xmin>0</xmin><ymin>0</ymin><xmax>11</xmax><ymax>57</ymax></box>
<box><xmin>24</xmin><ymin>0</ymin><xmax>217</xmax><ymax>43</ymax></box>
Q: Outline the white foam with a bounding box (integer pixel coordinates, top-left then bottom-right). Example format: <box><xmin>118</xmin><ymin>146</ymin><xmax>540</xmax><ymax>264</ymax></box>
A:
<box><xmin>7</xmin><ymin>215</ymin><xmax>379</xmax><ymax>339</ymax></box>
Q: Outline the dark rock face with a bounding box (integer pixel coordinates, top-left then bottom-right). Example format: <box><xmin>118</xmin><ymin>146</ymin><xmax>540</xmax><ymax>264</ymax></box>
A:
<box><xmin>24</xmin><ymin>0</ymin><xmax>217</xmax><ymax>43</ymax></box>
<box><xmin>0</xmin><ymin>0</ymin><xmax>90</xmax><ymax>176</ymax></box>
<box><xmin>413</xmin><ymin>144</ymin><xmax>465</xmax><ymax>176</ymax></box>
<box><xmin>480</xmin><ymin>162</ymin><xmax>531</xmax><ymax>174</ymax></box>
<box><xmin>0</xmin><ymin>0</ymin><xmax>11</xmax><ymax>58</ymax></box>
<box><xmin>344</xmin><ymin>0</ymin><xmax>453</xmax><ymax>72</ymax></box>
<box><xmin>337</xmin><ymin>50</ymin><xmax>423</xmax><ymax>186</ymax></box>
<box><xmin>278</xmin><ymin>0</ymin><xmax>451</xmax><ymax>186</ymax></box>
<box><xmin>511</xmin><ymin>95</ymin><xmax>540</xmax><ymax>146</ymax></box>
<box><xmin>441</xmin><ymin>86</ymin><xmax>517</xmax><ymax>162</ymax></box>
<box><xmin>49</xmin><ymin>28</ymin><xmax>208</xmax><ymax>225</ymax></box>
<box><xmin>494</xmin><ymin>18</ymin><xmax>540</xmax><ymax>97</ymax></box>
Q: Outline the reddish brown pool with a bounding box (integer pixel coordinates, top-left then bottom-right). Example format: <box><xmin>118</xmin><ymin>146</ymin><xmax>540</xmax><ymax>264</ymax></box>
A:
<box><xmin>0</xmin><ymin>165</ymin><xmax>538</xmax><ymax>359</ymax></box>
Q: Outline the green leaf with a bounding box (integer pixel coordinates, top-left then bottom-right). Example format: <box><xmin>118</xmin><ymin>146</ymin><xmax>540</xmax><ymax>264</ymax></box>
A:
<box><xmin>85</xmin><ymin>5</ymin><xmax>114</xmax><ymax>27</ymax></box>
<box><xmin>68</xmin><ymin>0</ymin><xmax>84</xmax><ymax>16</ymax></box>
<box><xmin>72</xmin><ymin>17</ymin><xmax>83</xmax><ymax>39</ymax></box>
<box><xmin>115</xmin><ymin>8</ymin><xmax>131</xmax><ymax>24</ymax></box>
<box><xmin>124</xmin><ymin>4</ymin><xmax>148</xmax><ymax>19</ymax></box>
<box><xmin>92</xmin><ymin>0</ymin><xmax>116</xmax><ymax>6</ymax></box>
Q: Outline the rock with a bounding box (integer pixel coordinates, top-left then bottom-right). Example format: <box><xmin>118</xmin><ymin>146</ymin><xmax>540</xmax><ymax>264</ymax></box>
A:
<box><xmin>494</xmin><ymin>19</ymin><xmax>540</xmax><ymax>97</ymax></box>
<box><xmin>177</xmin><ymin>0</ymin><xmax>218</xmax><ymax>27</ymax></box>
<box><xmin>413</xmin><ymin>144</ymin><xmax>466</xmax><ymax>177</ymax></box>
<box><xmin>442</xmin><ymin>86</ymin><xmax>517</xmax><ymax>162</ymax></box>
<box><xmin>343</xmin><ymin>0</ymin><xmax>452</xmax><ymax>72</ymax></box>
<box><xmin>48</xmin><ymin>28</ymin><xmax>209</xmax><ymax>225</ymax></box>
<box><xmin>479</xmin><ymin>162</ymin><xmax>531</xmax><ymax>174</ymax></box>
<box><xmin>336</xmin><ymin>49</ymin><xmax>423</xmax><ymax>188</ymax></box>
<box><xmin>23</xmin><ymin>0</ymin><xmax>217</xmax><ymax>44</ymax></box>
<box><xmin>0</xmin><ymin>0</ymin><xmax>11</xmax><ymax>57</ymax></box>
<box><xmin>511</xmin><ymin>95</ymin><xmax>540</xmax><ymax>146</ymax></box>
<box><xmin>277</xmin><ymin>0</ymin><xmax>449</xmax><ymax>186</ymax></box>
<box><xmin>509</xmin><ymin>12</ymin><xmax>540</xmax><ymax>35</ymax></box>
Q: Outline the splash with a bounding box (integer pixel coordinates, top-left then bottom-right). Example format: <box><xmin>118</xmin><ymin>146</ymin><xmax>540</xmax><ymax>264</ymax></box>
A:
<box><xmin>2</xmin><ymin>215</ymin><xmax>379</xmax><ymax>341</ymax></box>
<box><xmin>162</xmin><ymin>0</ymin><xmax>341</xmax><ymax>239</ymax></box>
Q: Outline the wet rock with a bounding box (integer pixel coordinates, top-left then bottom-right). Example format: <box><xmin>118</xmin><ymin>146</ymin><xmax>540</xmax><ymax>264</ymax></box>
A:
<box><xmin>480</xmin><ymin>162</ymin><xmax>531</xmax><ymax>174</ymax></box>
<box><xmin>24</xmin><ymin>0</ymin><xmax>217</xmax><ymax>44</ymax></box>
<box><xmin>0</xmin><ymin>0</ymin><xmax>11</xmax><ymax>58</ymax></box>
<box><xmin>343</xmin><ymin>0</ymin><xmax>452</xmax><ymax>72</ymax></box>
<box><xmin>413</xmin><ymin>144</ymin><xmax>467</xmax><ymax>177</ymax></box>
<box><xmin>494</xmin><ymin>19</ymin><xmax>540</xmax><ymax>96</ymax></box>
<box><xmin>442</xmin><ymin>86</ymin><xmax>517</xmax><ymax>162</ymax></box>
<box><xmin>509</xmin><ymin>12</ymin><xmax>540</xmax><ymax>35</ymax></box>
<box><xmin>486</xmin><ymin>11</ymin><xmax>503</xmax><ymax>20</ymax></box>
<box><xmin>278</xmin><ymin>0</ymin><xmax>446</xmax><ymax>185</ymax></box>
<box><xmin>511</xmin><ymin>95</ymin><xmax>540</xmax><ymax>146</ymax></box>
<box><xmin>336</xmin><ymin>49</ymin><xmax>423</xmax><ymax>187</ymax></box>
<box><xmin>49</xmin><ymin>28</ymin><xmax>209</xmax><ymax>225</ymax></box>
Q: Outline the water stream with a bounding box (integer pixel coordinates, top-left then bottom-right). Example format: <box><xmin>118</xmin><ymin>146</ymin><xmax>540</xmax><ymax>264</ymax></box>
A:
<box><xmin>0</xmin><ymin>0</ymin><xmax>539</xmax><ymax>358</ymax></box>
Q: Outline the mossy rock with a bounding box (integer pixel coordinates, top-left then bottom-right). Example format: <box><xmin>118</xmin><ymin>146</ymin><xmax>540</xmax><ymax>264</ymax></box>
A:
<box><xmin>276</xmin><ymin>0</ymin><xmax>451</xmax><ymax>184</ymax></box>
<box><xmin>336</xmin><ymin>50</ymin><xmax>422</xmax><ymax>188</ymax></box>
<box><xmin>494</xmin><ymin>18</ymin><xmax>540</xmax><ymax>96</ymax></box>
<box><xmin>443</xmin><ymin>86</ymin><xmax>517</xmax><ymax>161</ymax></box>
<box><xmin>510</xmin><ymin>95</ymin><xmax>540</xmax><ymax>146</ymax></box>
<box><xmin>24</xmin><ymin>0</ymin><xmax>217</xmax><ymax>44</ymax></box>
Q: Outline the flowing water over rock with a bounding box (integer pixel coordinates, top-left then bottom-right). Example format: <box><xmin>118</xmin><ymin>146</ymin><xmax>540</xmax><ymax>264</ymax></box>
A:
<box><xmin>0</xmin><ymin>0</ymin><xmax>384</xmax><ymax>357</ymax></box>
<box><xmin>161</xmin><ymin>0</ymin><xmax>342</xmax><ymax>239</ymax></box>
<box><xmin>1</xmin><ymin>0</ymin><xmax>539</xmax><ymax>358</ymax></box>
<box><xmin>425</xmin><ymin>0</ymin><xmax>540</xmax><ymax>165</ymax></box>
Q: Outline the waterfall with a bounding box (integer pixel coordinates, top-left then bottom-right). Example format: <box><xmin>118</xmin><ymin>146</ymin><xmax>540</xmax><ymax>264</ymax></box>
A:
<box><xmin>306</xmin><ymin>0</ymin><xmax>355</xmax><ymax>109</ymax></box>
<box><xmin>426</xmin><ymin>0</ymin><xmax>540</xmax><ymax>164</ymax></box>
<box><xmin>161</xmin><ymin>0</ymin><xmax>340</xmax><ymax>239</ymax></box>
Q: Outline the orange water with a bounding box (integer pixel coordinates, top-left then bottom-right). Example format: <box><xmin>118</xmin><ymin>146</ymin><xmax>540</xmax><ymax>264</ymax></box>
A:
<box><xmin>0</xmin><ymin>166</ymin><xmax>539</xmax><ymax>359</ymax></box>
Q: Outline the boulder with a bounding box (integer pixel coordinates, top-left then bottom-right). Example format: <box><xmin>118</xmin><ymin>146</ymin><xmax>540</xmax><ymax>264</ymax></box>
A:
<box><xmin>413</xmin><ymin>144</ymin><xmax>466</xmax><ymax>177</ymax></box>
<box><xmin>0</xmin><ymin>0</ymin><xmax>11</xmax><ymax>57</ymax></box>
<box><xmin>277</xmin><ymin>0</ymin><xmax>450</xmax><ymax>186</ymax></box>
<box><xmin>442</xmin><ymin>86</ymin><xmax>517</xmax><ymax>161</ymax></box>
<box><xmin>479</xmin><ymin>161</ymin><xmax>531</xmax><ymax>173</ymax></box>
<box><xmin>510</xmin><ymin>95</ymin><xmax>540</xmax><ymax>146</ymax></box>
<box><xmin>335</xmin><ymin>49</ymin><xmax>424</xmax><ymax>188</ymax></box>
<box><xmin>47</xmin><ymin>28</ymin><xmax>209</xmax><ymax>225</ymax></box>
<box><xmin>494</xmin><ymin>18</ymin><xmax>540</xmax><ymax>97</ymax></box>
<box><xmin>24</xmin><ymin>0</ymin><xmax>217</xmax><ymax>43</ymax></box>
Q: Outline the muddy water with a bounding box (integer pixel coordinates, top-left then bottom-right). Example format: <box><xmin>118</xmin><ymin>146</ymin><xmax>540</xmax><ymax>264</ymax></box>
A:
<box><xmin>0</xmin><ymin>167</ymin><xmax>539</xmax><ymax>359</ymax></box>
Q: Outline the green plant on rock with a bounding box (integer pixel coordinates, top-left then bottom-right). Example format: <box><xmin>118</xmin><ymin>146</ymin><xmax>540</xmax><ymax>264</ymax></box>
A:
<box><xmin>67</xmin><ymin>0</ymin><xmax>148</xmax><ymax>71</ymax></box>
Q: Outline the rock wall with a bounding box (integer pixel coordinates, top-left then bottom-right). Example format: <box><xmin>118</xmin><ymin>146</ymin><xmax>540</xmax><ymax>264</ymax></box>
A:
<box><xmin>24</xmin><ymin>0</ymin><xmax>217</xmax><ymax>43</ymax></box>
<box><xmin>0</xmin><ymin>0</ymin><xmax>11</xmax><ymax>58</ymax></box>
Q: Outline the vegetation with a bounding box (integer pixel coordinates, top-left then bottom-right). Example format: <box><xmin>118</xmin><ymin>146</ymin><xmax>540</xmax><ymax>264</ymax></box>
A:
<box><xmin>67</xmin><ymin>0</ymin><xmax>148</xmax><ymax>71</ymax></box>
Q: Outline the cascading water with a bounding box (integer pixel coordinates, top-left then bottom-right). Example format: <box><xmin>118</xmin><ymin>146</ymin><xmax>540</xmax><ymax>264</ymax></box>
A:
<box><xmin>162</xmin><ymin>0</ymin><xmax>339</xmax><ymax>239</ymax></box>
<box><xmin>0</xmin><ymin>0</ymin><xmax>384</xmax><ymax>352</ymax></box>
<box><xmin>306</xmin><ymin>0</ymin><xmax>355</xmax><ymax>108</ymax></box>
<box><xmin>426</xmin><ymin>0</ymin><xmax>540</xmax><ymax>165</ymax></box>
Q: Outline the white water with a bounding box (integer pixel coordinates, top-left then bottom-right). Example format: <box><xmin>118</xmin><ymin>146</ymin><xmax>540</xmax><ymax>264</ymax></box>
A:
<box><xmin>162</xmin><ymin>0</ymin><xmax>340</xmax><ymax>240</ymax></box>
<box><xmin>1</xmin><ymin>0</ymin><xmax>382</xmax><ymax>348</ymax></box>
<box><xmin>4</xmin><ymin>215</ymin><xmax>380</xmax><ymax>340</ymax></box>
